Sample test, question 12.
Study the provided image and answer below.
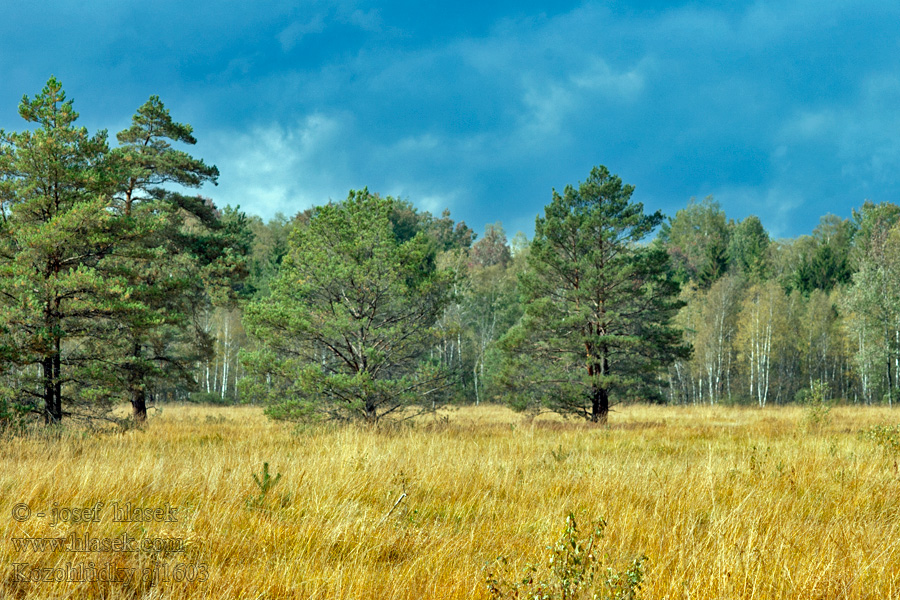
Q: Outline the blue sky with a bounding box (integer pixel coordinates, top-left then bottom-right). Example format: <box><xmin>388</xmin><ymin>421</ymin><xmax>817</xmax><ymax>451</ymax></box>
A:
<box><xmin>2</xmin><ymin>1</ymin><xmax>899</xmax><ymax>239</ymax></box>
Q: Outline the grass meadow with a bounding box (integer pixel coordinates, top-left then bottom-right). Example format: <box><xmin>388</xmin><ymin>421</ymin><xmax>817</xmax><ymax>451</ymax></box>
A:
<box><xmin>2</xmin><ymin>403</ymin><xmax>900</xmax><ymax>599</ymax></box>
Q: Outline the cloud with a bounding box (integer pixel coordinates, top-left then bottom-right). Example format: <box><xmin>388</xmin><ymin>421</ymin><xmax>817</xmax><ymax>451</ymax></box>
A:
<box><xmin>572</xmin><ymin>57</ymin><xmax>648</xmax><ymax>97</ymax></box>
<box><xmin>278</xmin><ymin>16</ymin><xmax>327</xmax><ymax>52</ymax></box>
<box><xmin>207</xmin><ymin>112</ymin><xmax>468</xmax><ymax>221</ymax></box>
<box><xmin>234</xmin><ymin>3</ymin><xmax>900</xmax><ymax>236</ymax></box>
<box><xmin>275</xmin><ymin>5</ymin><xmax>382</xmax><ymax>54</ymax></box>
<box><xmin>345</xmin><ymin>8</ymin><xmax>381</xmax><ymax>32</ymax></box>
<box><xmin>770</xmin><ymin>73</ymin><xmax>900</xmax><ymax>213</ymax></box>
<box><xmin>8</xmin><ymin>0</ymin><xmax>898</xmax><ymax>240</ymax></box>
<box><xmin>713</xmin><ymin>184</ymin><xmax>805</xmax><ymax>239</ymax></box>
<box><xmin>208</xmin><ymin>112</ymin><xmax>349</xmax><ymax>216</ymax></box>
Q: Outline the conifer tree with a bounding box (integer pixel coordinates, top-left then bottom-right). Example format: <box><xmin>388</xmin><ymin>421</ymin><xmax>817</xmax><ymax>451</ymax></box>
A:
<box><xmin>101</xmin><ymin>97</ymin><xmax>241</xmax><ymax>421</ymax></box>
<box><xmin>0</xmin><ymin>81</ymin><xmax>242</xmax><ymax>425</ymax></box>
<box><xmin>240</xmin><ymin>190</ymin><xmax>453</xmax><ymax>423</ymax></box>
<box><xmin>498</xmin><ymin>166</ymin><xmax>689</xmax><ymax>423</ymax></box>
<box><xmin>0</xmin><ymin>77</ymin><xmax>119</xmax><ymax>423</ymax></box>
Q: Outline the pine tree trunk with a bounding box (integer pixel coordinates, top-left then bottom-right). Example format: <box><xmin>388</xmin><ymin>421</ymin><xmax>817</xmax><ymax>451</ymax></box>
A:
<box><xmin>130</xmin><ymin>343</ymin><xmax>147</xmax><ymax>422</ymax></box>
<box><xmin>43</xmin><ymin>300</ymin><xmax>63</xmax><ymax>424</ymax></box>
<box><xmin>52</xmin><ymin>348</ymin><xmax>61</xmax><ymax>422</ymax></box>
<box><xmin>365</xmin><ymin>399</ymin><xmax>378</xmax><ymax>423</ymax></box>
<box><xmin>591</xmin><ymin>354</ymin><xmax>610</xmax><ymax>424</ymax></box>
<box><xmin>591</xmin><ymin>384</ymin><xmax>609</xmax><ymax>425</ymax></box>
<box><xmin>132</xmin><ymin>387</ymin><xmax>147</xmax><ymax>422</ymax></box>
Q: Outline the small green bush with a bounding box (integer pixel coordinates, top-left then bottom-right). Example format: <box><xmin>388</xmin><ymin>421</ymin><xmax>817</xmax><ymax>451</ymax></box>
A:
<box><xmin>864</xmin><ymin>424</ymin><xmax>900</xmax><ymax>456</ymax></box>
<box><xmin>801</xmin><ymin>380</ymin><xmax>832</xmax><ymax>431</ymax></box>
<box><xmin>484</xmin><ymin>512</ymin><xmax>645</xmax><ymax>600</ymax></box>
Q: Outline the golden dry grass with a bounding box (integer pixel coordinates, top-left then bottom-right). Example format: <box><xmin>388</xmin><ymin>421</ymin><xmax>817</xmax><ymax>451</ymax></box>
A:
<box><xmin>2</xmin><ymin>403</ymin><xmax>900</xmax><ymax>599</ymax></box>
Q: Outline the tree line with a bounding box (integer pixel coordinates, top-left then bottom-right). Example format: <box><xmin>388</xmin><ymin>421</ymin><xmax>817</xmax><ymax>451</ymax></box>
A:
<box><xmin>231</xmin><ymin>177</ymin><xmax>900</xmax><ymax>419</ymax></box>
<box><xmin>662</xmin><ymin>196</ymin><xmax>900</xmax><ymax>408</ymax></box>
<box><xmin>2</xmin><ymin>78</ymin><xmax>898</xmax><ymax>428</ymax></box>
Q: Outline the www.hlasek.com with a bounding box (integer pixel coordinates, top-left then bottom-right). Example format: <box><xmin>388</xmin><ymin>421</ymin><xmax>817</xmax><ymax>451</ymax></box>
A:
<box><xmin>12</xmin><ymin>531</ymin><xmax>185</xmax><ymax>553</ymax></box>
<box><xmin>10</xmin><ymin>501</ymin><xmax>207</xmax><ymax>585</ymax></box>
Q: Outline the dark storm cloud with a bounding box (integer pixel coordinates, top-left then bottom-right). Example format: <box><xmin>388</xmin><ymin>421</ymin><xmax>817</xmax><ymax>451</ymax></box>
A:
<box><xmin>2</xmin><ymin>1</ymin><xmax>899</xmax><ymax>238</ymax></box>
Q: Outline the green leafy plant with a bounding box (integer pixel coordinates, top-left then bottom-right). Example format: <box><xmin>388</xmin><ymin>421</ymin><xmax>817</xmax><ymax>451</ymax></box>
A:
<box><xmin>485</xmin><ymin>512</ymin><xmax>646</xmax><ymax>600</ymax></box>
<box><xmin>802</xmin><ymin>379</ymin><xmax>833</xmax><ymax>430</ymax></box>
<box><xmin>864</xmin><ymin>424</ymin><xmax>900</xmax><ymax>456</ymax></box>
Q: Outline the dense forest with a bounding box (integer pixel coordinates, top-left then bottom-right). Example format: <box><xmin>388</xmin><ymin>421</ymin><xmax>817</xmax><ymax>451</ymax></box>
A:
<box><xmin>2</xmin><ymin>78</ymin><xmax>899</xmax><ymax>426</ymax></box>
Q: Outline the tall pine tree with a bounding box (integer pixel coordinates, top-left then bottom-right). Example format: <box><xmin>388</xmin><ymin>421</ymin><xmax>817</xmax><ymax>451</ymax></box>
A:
<box><xmin>499</xmin><ymin>166</ymin><xmax>689</xmax><ymax>423</ymax></box>
<box><xmin>0</xmin><ymin>77</ymin><xmax>120</xmax><ymax>423</ymax></box>
<box><xmin>101</xmin><ymin>96</ymin><xmax>241</xmax><ymax>421</ymax></box>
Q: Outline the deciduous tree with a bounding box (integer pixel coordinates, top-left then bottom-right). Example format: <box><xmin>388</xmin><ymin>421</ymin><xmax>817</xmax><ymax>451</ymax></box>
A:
<box><xmin>658</xmin><ymin>196</ymin><xmax>730</xmax><ymax>287</ymax></box>
<box><xmin>727</xmin><ymin>215</ymin><xmax>770</xmax><ymax>281</ymax></box>
<box><xmin>736</xmin><ymin>280</ymin><xmax>786</xmax><ymax>407</ymax></box>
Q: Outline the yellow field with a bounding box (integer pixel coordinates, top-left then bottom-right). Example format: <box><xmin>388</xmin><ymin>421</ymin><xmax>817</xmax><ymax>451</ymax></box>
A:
<box><xmin>2</xmin><ymin>403</ymin><xmax>899</xmax><ymax>599</ymax></box>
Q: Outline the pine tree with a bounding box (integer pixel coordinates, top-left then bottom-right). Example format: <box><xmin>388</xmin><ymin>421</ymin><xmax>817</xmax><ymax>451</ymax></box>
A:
<box><xmin>0</xmin><ymin>77</ymin><xmax>120</xmax><ymax>423</ymax></box>
<box><xmin>0</xmin><ymin>82</ymin><xmax>243</xmax><ymax>425</ymax></box>
<box><xmin>100</xmin><ymin>96</ymin><xmax>224</xmax><ymax>421</ymax></box>
<box><xmin>240</xmin><ymin>190</ymin><xmax>453</xmax><ymax>423</ymax></box>
<box><xmin>498</xmin><ymin>166</ymin><xmax>689</xmax><ymax>423</ymax></box>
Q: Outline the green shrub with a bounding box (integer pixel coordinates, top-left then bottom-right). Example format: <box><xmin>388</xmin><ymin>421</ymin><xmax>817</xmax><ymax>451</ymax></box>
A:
<box><xmin>801</xmin><ymin>380</ymin><xmax>832</xmax><ymax>430</ymax></box>
<box><xmin>484</xmin><ymin>512</ymin><xmax>645</xmax><ymax>600</ymax></box>
<box><xmin>864</xmin><ymin>424</ymin><xmax>900</xmax><ymax>456</ymax></box>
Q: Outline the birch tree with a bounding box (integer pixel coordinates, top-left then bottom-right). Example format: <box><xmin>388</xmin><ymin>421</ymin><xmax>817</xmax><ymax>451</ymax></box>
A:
<box><xmin>695</xmin><ymin>275</ymin><xmax>741</xmax><ymax>404</ymax></box>
<box><xmin>736</xmin><ymin>280</ymin><xmax>786</xmax><ymax>406</ymax></box>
